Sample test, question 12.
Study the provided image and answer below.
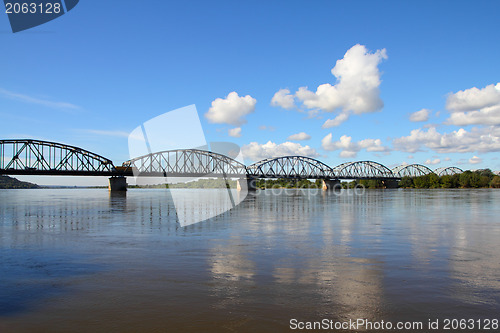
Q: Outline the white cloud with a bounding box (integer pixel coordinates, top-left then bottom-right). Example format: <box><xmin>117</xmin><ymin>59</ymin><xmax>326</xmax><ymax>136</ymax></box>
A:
<box><xmin>447</xmin><ymin>105</ymin><xmax>500</xmax><ymax>126</ymax></box>
<box><xmin>322</xmin><ymin>113</ymin><xmax>349</xmax><ymax>128</ymax></box>
<box><xmin>259</xmin><ymin>125</ymin><xmax>276</xmax><ymax>131</ymax></box>
<box><xmin>270</xmin><ymin>88</ymin><xmax>295</xmax><ymax>110</ymax></box>
<box><xmin>425</xmin><ymin>158</ymin><xmax>441</xmax><ymax>165</ymax></box>
<box><xmin>469</xmin><ymin>156</ymin><xmax>483</xmax><ymax>164</ymax></box>
<box><xmin>306</xmin><ymin>109</ymin><xmax>321</xmax><ymax>119</ymax></box>
<box><xmin>443</xmin><ymin>157</ymin><xmax>451</xmax><ymax>161</ymax></box>
<box><xmin>205</xmin><ymin>92</ymin><xmax>257</xmax><ymax>126</ymax></box>
<box><xmin>407</xmin><ymin>155</ymin><xmax>414</xmax><ymax>159</ymax></box>
<box><xmin>321</xmin><ymin>133</ymin><xmax>389</xmax><ymax>158</ymax></box>
<box><xmin>446</xmin><ymin>83</ymin><xmax>500</xmax><ymax>112</ymax></box>
<box><xmin>228</xmin><ymin>127</ymin><xmax>242</xmax><ymax>138</ymax></box>
<box><xmin>445</xmin><ymin>83</ymin><xmax>500</xmax><ymax>126</ymax></box>
<box><xmin>242</xmin><ymin>141</ymin><xmax>320</xmax><ymax>161</ymax></box>
<box><xmin>392</xmin><ymin>126</ymin><xmax>500</xmax><ymax>154</ymax></box>
<box><xmin>410</xmin><ymin>109</ymin><xmax>430</xmax><ymax>122</ymax></box>
<box><xmin>287</xmin><ymin>132</ymin><xmax>311</xmax><ymax>141</ymax></box>
<box><xmin>0</xmin><ymin>87</ymin><xmax>80</xmax><ymax>110</ymax></box>
<box><xmin>295</xmin><ymin>44</ymin><xmax>387</xmax><ymax>125</ymax></box>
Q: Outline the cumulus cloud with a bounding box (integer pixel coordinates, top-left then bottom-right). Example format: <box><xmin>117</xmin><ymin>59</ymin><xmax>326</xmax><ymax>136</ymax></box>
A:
<box><xmin>228</xmin><ymin>127</ymin><xmax>242</xmax><ymax>138</ymax></box>
<box><xmin>410</xmin><ymin>109</ymin><xmax>431</xmax><ymax>122</ymax></box>
<box><xmin>295</xmin><ymin>44</ymin><xmax>387</xmax><ymax>122</ymax></box>
<box><xmin>447</xmin><ymin>105</ymin><xmax>500</xmax><ymax>126</ymax></box>
<box><xmin>242</xmin><ymin>141</ymin><xmax>320</xmax><ymax>161</ymax></box>
<box><xmin>392</xmin><ymin>126</ymin><xmax>500</xmax><ymax>154</ymax></box>
<box><xmin>446</xmin><ymin>83</ymin><xmax>500</xmax><ymax>126</ymax></box>
<box><xmin>322</xmin><ymin>113</ymin><xmax>349</xmax><ymax>128</ymax></box>
<box><xmin>287</xmin><ymin>132</ymin><xmax>311</xmax><ymax>141</ymax></box>
<box><xmin>425</xmin><ymin>158</ymin><xmax>441</xmax><ymax>165</ymax></box>
<box><xmin>469</xmin><ymin>156</ymin><xmax>482</xmax><ymax>164</ymax></box>
<box><xmin>205</xmin><ymin>92</ymin><xmax>257</xmax><ymax>126</ymax></box>
<box><xmin>321</xmin><ymin>133</ymin><xmax>389</xmax><ymax>158</ymax></box>
<box><xmin>446</xmin><ymin>83</ymin><xmax>500</xmax><ymax>112</ymax></box>
<box><xmin>270</xmin><ymin>88</ymin><xmax>295</xmax><ymax>110</ymax></box>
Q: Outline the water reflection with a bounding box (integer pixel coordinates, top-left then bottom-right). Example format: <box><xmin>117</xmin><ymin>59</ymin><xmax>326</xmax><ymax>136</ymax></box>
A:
<box><xmin>445</xmin><ymin>191</ymin><xmax>500</xmax><ymax>306</ymax></box>
<box><xmin>1</xmin><ymin>189</ymin><xmax>500</xmax><ymax>331</ymax></box>
<box><xmin>209</xmin><ymin>189</ymin><xmax>387</xmax><ymax>322</ymax></box>
<box><xmin>108</xmin><ymin>191</ymin><xmax>127</xmax><ymax>212</ymax></box>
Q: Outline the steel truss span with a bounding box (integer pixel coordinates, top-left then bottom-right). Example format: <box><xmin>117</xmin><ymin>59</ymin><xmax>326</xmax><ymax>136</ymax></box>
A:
<box><xmin>392</xmin><ymin>164</ymin><xmax>434</xmax><ymax>178</ymax></box>
<box><xmin>122</xmin><ymin>149</ymin><xmax>247</xmax><ymax>178</ymax></box>
<box><xmin>333</xmin><ymin>161</ymin><xmax>395</xmax><ymax>179</ymax></box>
<box><xmin>246</xmin><ymin>156</ymin><xmax>336</xmax><ymax>179</ymax></box>
<box><xmin>434</xmin><ymin>166</ymin><xmax>463</xmax><ymax>176</ymax></box>
<box><xmin>0</xmin><ymin>139</ymin><xmax>116</xmax><ymax>176</ymax></box>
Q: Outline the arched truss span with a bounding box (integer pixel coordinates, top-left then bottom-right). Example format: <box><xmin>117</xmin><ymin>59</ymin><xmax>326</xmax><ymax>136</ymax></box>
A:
<box><xmin>246</xmin><ymin>156</ymin><xmax>335</xmax><ymax>179</ymax></box>
<box><xmin>123</xmin><ymin>149</ymin><xmax>247</xmax><ymax>177</ymax></box>
<box><xmin>392</xmin><ymin>164</ymin><xmax>434</xmax><ymax>178</ymax></box>
<box><xmin>0</xmin><ymin>139</ymin><xmax>115</xmax><ymax>174</ymax></box>
<box><xmin>333</xmin><ymin>161</ymin><xmax>394</xmax><ymax>179</ymax></box>
<box><xmin>434</xmin><ymin>166</ymin><xmax>463</xmax><ymax>176</ymax></box>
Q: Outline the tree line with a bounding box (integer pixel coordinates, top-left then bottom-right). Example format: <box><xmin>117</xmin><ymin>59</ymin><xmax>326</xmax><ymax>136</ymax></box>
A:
<box><xmin>399</xmin><ymin>169</ymin><xmax>500</xmax><ymax>189</ymax></box>
<box><xmin>252</xmin><ymin>171</ymin><xmax>500</xmax><ymax>189</ymax></box>
<box><xmin>346</xmin><ymin>169</ymin><xmax>500</xmax><ymax>189</ymax></box>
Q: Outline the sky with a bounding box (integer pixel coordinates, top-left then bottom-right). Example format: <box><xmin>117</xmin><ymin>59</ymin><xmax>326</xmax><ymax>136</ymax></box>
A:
<box><xmin>1</xmin><ymin>0</ymin><xmax>500</xmax><ymax>185</ymax></box>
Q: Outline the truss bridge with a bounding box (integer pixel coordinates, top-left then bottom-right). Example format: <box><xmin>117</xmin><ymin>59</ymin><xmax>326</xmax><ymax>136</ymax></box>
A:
<box><xmin>1</xmin><ymin>139</ymin><xmax>466</xmax><ymax>191</ymax></box>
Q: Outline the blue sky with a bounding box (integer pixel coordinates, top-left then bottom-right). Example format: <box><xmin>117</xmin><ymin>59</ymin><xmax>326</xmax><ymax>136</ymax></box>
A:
<box><xmin>1</xmin><ymin>1</ymin><xmax>500</xmax><ymax>185</ymax></box>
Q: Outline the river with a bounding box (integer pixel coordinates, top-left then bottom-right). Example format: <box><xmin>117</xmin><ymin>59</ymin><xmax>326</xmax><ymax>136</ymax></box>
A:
<box><xmin>1</xmin><ymin>188</ymin><xmax>499</xmax><ymax>332</ymax></box>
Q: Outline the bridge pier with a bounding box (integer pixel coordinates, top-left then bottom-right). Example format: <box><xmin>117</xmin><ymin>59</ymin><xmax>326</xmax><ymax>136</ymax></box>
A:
<box><xmin>108</xmin><ymin>176</ymin><xmax>127</xmax><ymax>191</ymax></box>
<box><xmin>322</xmin><ymin>179</ymin><xmax>341</xmax><ymax>191</ymax></box>
<box><xmin>237</xmin><ymin>177</ymin><xmax>257</xmax><ymax>191</ymax></box>
<box><xmin>382</xmin><ymin>179</ymin><xmax>399</xmax><ymax>189</ymax></box>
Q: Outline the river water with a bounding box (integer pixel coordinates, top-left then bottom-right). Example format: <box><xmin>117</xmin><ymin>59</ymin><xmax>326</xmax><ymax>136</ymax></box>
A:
<box><xmin>0</xmin><ymin>188</ymin><xmax>499</xmax><ymax>332</ymax></box>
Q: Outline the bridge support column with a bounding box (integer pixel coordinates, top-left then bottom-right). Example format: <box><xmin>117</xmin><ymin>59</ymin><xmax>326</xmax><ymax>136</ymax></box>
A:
<box><xmin>108</xmin><ymin>176</ymin><xmax>127</xmax><ymax>191</ymax></box>
<box><xmin>382</xmin><ymin>179</ymin><xmax>399</xmax><ymax>189</ymax></box>
<box><xmin>237</xmin><ymin>177</ymin><xmax>257</xmax><ymax>191</ymax></box>
<box><xmin>322</xmin><ymin>179</ymin><xmax>341</xmax><ymax>191</ymax></box>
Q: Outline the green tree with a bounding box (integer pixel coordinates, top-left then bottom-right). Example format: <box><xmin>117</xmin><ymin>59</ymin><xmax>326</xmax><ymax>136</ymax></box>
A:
<box><xmin>440</xmin><ymin>175</ymin><xmax>453</xmax><ymax>188</ymax></box>
<box><xmin>414</xmin><ymin>175</ymin><xmax>430</xmax><ymax>188</ymax></box>
<box><xmin>477</xmin><ymin>169</ymin><xmax>494</xmax><ymax>178</ymax></box>
<box><xmin>399</xmin><ymin>176</ymin><xmax>414</xmax><ymax>188</ymax></box>
<box><xmin>428</xmin><ymin>173</ymin><xmax>440</xmax><ymax>188</ymax></box>
<box><xmin>478</xmin><ymin>176</ymin><xmax>491</xmax><ymax>188</ymax></box>
<box><xmin>459</xmin><ymin>171</ymin><xmax>473</xmax><ymax>188</ymax></box>
<box><xmin>490</xmin><ymin>176</ymin><xmax>500</xmax><ymax>188</ymax></box>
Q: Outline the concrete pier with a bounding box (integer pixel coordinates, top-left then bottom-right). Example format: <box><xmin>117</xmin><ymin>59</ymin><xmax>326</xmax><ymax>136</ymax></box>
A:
<box><xmin>237</xmin><ymin>177</ymin><xmax>257</xmax><ymax>191</ymax></box>
<box><xmin>322</xmin><ymin>179</ymin><xmax>341</xmax><ymax>191</ymax></box>
<box><xmin>108</xmin><ymin>176</ymin><xmax>127</xmax><ymax>191</ymax></box>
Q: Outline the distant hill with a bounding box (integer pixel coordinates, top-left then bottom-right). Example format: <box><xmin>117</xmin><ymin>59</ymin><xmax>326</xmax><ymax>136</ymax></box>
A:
<box><xmin>0</xmin><ymin>175</ymin><xmax>40</xmax><ymax>189</ymax></box>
